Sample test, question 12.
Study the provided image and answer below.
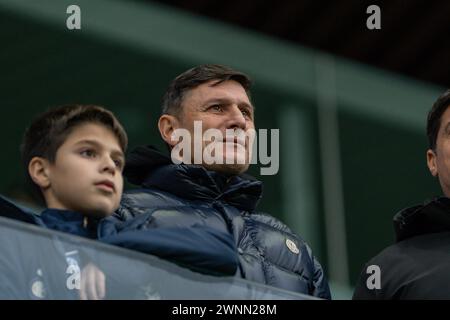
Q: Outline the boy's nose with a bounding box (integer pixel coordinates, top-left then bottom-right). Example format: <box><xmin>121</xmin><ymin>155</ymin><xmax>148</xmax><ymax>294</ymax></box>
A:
<box><xmin>101</xmin><ymin>156</ymin><xmax>116</xmax><ymax>174</ymax></box>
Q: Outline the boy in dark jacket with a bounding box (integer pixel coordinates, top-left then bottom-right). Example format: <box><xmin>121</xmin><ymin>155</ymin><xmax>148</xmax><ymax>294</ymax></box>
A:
<box><xmin>0</xmin><ymin>104</ymin><xmax>237</xmax><ymax>299</ymax></box>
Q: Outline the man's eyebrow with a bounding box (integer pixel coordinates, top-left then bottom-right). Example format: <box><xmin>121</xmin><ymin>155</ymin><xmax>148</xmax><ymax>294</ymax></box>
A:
<box><xmin>203</xmin><ymin>98</ymin><xmax>254</xmax><ymax>110</ymax></box>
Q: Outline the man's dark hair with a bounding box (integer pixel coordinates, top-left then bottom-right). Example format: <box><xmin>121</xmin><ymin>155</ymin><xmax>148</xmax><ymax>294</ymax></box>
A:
<box><xmin>427</xmin><ymin>89</ymin><xmax>450</xmax><ymax>150</ymax></box>
<box><xmin>161</xmin><ymin>64</ymin><xmax>252</xmax><ymax>117</ymax></box>
<box><xmin>21</xmin><ymin>104</ymin><xmax>128</xmax><ymax>203</ymax></box>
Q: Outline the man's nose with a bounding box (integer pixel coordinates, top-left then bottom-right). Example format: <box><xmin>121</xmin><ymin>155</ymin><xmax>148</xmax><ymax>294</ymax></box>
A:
<box><xmin>226</xmin><ymin>105</ymin><xmax>246</xmax><ymax>130</ymax></box>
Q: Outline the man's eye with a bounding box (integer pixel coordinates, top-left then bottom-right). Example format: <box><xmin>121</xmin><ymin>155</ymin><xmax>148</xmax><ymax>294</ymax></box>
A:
<box><xmin>241</xmin><ymin>109</ymin><xmax>252</xmax><ymax>118</ymax></box>
<box><xmin>209</xmin><ymin>104</ymin><xmax>223</xmax><ymax>112</ymax></box>
<box><xmin>80</xmin><ymin>149</ymin><xmax>96</xmax><ymax>158</ymax></box>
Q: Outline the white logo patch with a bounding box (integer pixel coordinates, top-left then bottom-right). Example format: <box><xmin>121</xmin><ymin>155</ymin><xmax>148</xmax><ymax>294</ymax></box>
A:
<box><xmin>286</xmin><ymin>238</ymin><xmax>299</xmax><ymax>254</ymax></box>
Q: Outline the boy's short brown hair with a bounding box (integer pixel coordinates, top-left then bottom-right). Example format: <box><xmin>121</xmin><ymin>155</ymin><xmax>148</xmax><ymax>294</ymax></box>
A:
<box><xmin>21</xmin><ymin>104</ymin><xmax>128</xmax><ymax>203</ymax></box>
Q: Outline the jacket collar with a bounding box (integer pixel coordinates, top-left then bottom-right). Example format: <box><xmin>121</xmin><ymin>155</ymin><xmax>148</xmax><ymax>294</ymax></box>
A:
<box><xmin>393</xmin><ymin>197</ymin><xmax>450</xmax><ymax>242</ymax></box>
<box><xmin>124</xmin><ymin>145</ymin><xmax>263</xmax><ymax>211</ymax></box>
<box><xmin>40</xmin><ymin>208</ymin><xmax>98</xmax><ymax>239</ymax></box>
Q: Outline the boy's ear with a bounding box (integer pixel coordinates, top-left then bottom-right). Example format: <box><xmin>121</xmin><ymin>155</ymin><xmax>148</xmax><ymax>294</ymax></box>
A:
<box><xmin>28</xmin><ymin>157</ymin><xmax>51</xmax><ymax>189</ymax></box>
<box><xmin>158</xmin><ymin>114</ymin><xmax>180</xmax><ymax>148</ymax></box>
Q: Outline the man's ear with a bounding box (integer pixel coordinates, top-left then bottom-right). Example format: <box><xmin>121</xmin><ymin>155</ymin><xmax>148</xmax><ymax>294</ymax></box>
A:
<box><xmin>28</xmin><ymin>157</ymin><xmax>51</xmax><ymax>189</ymax></box>
<box><xmin>158</xmin><ymin>114</ymin><xmax>180</xmax><ymax>148</ymax></box>
<box><xmin>427</xmin><ymin>149</ymin><xmax>438</xmax><ymax>177</ymax></box>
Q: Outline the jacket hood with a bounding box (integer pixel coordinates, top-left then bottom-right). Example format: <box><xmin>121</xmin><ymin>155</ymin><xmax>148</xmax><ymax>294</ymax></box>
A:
<box><xmin>393</xmin><ymin>197</ymin><xmax>450</xmax><ymax>242</ymax></box>
<box><xmin>124</xmin><ymin>145</ymin><xmax>263</xmax><ymax>211</ymax></box>
<box><xmin>124</xmin><ymin>145</ymin><xmax>172</xmax><ymax>185</ymax></box>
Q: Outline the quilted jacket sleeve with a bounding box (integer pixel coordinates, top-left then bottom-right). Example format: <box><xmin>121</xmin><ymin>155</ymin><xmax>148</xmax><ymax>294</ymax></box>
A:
<box><xmin>100</xmin><ymin>225</ymin><xmax>238</xmax><ymax>276</ymax></box>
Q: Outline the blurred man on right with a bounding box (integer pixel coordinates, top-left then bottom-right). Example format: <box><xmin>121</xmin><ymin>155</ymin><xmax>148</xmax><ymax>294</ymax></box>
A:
<box><xmin>353</xmin><ymin>89</ymin><xmax>450</xmax><ymax>299</ymax></box>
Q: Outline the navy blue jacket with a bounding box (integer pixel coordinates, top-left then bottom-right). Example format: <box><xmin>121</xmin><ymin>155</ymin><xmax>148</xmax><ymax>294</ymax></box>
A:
<box><xmin>116</xmin><ymin>146</ymin><xmax>331</xmax><ymax>299</ymax></box>
<box><xmin>0</xmin><ymin>196</ymin><xmax>238</xmax><ymax>276</ymax></box>
<box><xmin>0</xmin><ymin>196</ymin><xmax>237</xmax><ymax>300</ymax></box>
<box><xmin>43</xmin><ymin>209</ymin><xmax>237</xmax><ymax>275</ymax></box>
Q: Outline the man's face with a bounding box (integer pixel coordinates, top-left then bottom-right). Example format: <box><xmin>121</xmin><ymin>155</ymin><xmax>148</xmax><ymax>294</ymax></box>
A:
<box><xmin>176</xmin><ymin>79</ymin><xmax>255</xmax><ymax>175</ymax></box>
<box><xmin>44</xmin><ymin>123</ymin><xmax>124</xmax><ymax>218</ymax></box>
<box><xmin>427</xmin><ymin>107</ymin><xmax>450</xmax><ymax>197</ymax></box>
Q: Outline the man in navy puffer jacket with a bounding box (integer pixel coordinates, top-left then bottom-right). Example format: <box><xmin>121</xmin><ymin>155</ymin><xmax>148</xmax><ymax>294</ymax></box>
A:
<box><xmin>113</xmin><ymin>64</ymin><xmax>331</xmax><ymax>299</ymax></box>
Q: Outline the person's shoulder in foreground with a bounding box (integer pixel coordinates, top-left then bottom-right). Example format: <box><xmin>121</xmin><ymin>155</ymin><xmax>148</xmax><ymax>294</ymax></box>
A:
<box><xmin>353</xmin><ymin>89</ymin><xmax>450</xmax><ymax>300</ymax></box>
<box><xmin>115</xmin><ymin>64</ymin><xmax>331</xmax><ymax>299</ymax></box>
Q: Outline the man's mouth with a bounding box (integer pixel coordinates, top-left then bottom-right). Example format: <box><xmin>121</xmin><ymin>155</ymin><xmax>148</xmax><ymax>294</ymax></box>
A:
<box><xmin>224</xmin><ymin>136</ymin><xmax>246</xmax><ymax>147</ymax></box>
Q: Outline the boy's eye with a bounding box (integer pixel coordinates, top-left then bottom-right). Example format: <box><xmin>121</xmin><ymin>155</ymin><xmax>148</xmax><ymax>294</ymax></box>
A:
<box><xmin>113</xmin><ymin>159</ymin><xmax>124</xmax><ymax>169</ymax></box>
<box><xmin>80</xmin><ymin>149</ymin><xmax>96</xmax><ymax>158</ymax></box>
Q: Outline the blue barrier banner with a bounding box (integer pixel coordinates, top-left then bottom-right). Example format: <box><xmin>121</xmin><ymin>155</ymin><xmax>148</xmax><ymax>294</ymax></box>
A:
<box><xmin>0</xmin><ymin>216</ymin><xmax>315</xmax><ymax>300</ymax></box>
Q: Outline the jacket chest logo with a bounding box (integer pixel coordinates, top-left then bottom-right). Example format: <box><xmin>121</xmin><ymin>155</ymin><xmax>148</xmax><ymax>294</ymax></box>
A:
<box><xmin>285</xmin><ymin>238</ymin><xmax>299</xmax><ymax>254</ymax></box>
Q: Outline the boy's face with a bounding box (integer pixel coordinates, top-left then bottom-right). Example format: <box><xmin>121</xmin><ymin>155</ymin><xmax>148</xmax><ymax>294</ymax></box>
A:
<box><xmin>43</xmin><ymin>122</ymin><xmax>124</xmax><ymax>218</ymax></box>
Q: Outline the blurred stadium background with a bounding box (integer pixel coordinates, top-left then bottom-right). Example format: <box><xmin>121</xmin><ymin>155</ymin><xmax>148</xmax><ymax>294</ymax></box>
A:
<box><xmin>0</xmin><ymin>0</ymin><xmax>448</xmax><ymax>299</ymax></box>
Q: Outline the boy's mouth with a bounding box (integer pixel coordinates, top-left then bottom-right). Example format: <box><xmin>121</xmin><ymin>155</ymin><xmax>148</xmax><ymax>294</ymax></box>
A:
<box><xmin>95</xmin><ymin>180</ymin><xmax>115</xmax><ymax>192</ymax></box>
